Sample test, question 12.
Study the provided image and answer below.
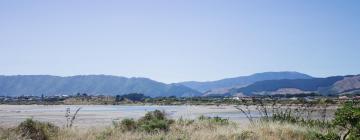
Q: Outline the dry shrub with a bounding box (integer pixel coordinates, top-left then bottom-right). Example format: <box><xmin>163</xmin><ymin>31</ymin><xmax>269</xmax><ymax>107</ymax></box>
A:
<box><xmin>242</xmin><ymin>122</ymin><xmax>319</xmax><ymax>140</ymax></box>
<box><xmin>0</xmin><ymin>127</ymin><xmax>24</xmax><ymax>140</ymax></box>
<box><xmin>114</xmin><ymin>110</ymin><xmax>174</xmax><ymax>133</ymax></box>
<box><xmin>16</xmin><ymin>118</ymin><xmax>59</xmax><ymax>140</ymax></box>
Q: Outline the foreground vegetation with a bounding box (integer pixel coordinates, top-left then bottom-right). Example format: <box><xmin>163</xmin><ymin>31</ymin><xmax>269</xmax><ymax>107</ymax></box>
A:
<box><xmin>0</xmin><ymin>101</ymin><xmax>359</xmax><ymax>140</ymax></box>
<box><xmin>0</xmin><ymin>116</ymin><xmax>327</xmax><ymax>140</ymax></box>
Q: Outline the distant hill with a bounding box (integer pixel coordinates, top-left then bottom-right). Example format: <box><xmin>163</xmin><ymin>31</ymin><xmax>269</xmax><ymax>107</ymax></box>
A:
<box><xmin>2</xmin><ymin>73</ymin><xmax>358</xmax><ymax>97</ymax></box>
<box><xmin>230</xmin><ymin>75</ymin><xmax>360</xmax><ymax>96</ymax></box>
<box><xmin>179</xmin><ymin>72</ymin><xmax>313</xmax><ymax>93</ymax></box>
<box><xmin>0</xmin><ymin>75</ymin><xmax>201</xmax><ymax>97</ymax></box>
<box><xmin>323</xmin><ymin>75</ymin><xmax>360</xmax><ymax>95</ymax></box>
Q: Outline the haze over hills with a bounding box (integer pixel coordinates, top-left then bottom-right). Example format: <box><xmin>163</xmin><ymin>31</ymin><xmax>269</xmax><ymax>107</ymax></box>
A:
<box><xmin>179</xmin><ymin>72</ymin><xmax>313</xmax><ymax>93</ymax></box>
<box><xmin>0</xmin><ymin>75</ymin><xmax>201</xmax><ymax>97</ymax></box>
<box><xmin>0</xmin><ymin>72</ymin><xmax>359</xmax><ymax>97</ymax></box>
<box><xmin>230</xmin><ymin>75</ymin><xmax>360</xmax><ymax>96</ymax></box>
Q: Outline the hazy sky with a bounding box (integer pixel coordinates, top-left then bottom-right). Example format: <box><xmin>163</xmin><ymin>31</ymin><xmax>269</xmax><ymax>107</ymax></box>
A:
<box><xmin>0</xmin><ymin>0</ymin><xmax>359</xmax><ymax>83</ymax></box>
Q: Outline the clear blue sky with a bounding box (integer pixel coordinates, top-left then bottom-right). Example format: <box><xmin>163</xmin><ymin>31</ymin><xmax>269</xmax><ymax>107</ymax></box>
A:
<box><xmin>0</xmin><ymin>0</ymin><xmax>359</xmax><ymax>83</ymax></box>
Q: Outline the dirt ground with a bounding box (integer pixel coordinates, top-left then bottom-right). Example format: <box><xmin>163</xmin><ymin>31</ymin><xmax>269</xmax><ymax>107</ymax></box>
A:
<box><xmin>0</xmin><ymin>105</ymin><xmax>247</xmax><ymax>128</ymax></box>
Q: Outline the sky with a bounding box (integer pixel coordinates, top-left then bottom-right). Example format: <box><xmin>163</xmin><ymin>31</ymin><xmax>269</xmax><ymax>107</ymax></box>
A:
<box><xmin>0</xmin><ymin>0</ymin><xmax>359</xmax><ymax>83</ymax></box>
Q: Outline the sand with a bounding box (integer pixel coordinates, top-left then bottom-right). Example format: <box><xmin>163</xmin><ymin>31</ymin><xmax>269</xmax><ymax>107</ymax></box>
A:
<box><xmin>0</xmin><ymin>105</ymin><xmax>246</xmax><ymax>128</ymax></box>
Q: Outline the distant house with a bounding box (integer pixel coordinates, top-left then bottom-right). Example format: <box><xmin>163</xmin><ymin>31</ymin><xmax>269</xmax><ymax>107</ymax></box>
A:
<box><xmin>304</xmin><ymin>97</ymin><xmax>315</xmax><ymax>102</ymax></box>
<box><xmin>354</xmin><ymin>96</ymin><xmax>360</xmax><ymax>100</ymax></box>
<box><xmin>338</xmin><ymin>96</ymin><xmax>349</xmax><ymax>100</ymax></box>
<box><xmin>231</xmin><ymin>96</ymin><xmax>252</xmax><ymax>101</ymax></box>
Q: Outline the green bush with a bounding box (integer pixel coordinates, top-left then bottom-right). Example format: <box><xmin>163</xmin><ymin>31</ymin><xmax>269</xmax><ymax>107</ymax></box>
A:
<box><xmin>116</xmin><ymin>110</ymin><xmax>174</xmax><ymax>133</ymax></box>
<box><xmin>119</xmin><ymin>118</ymin><xmax>137</xmax><ymax>131</ymax></box>
<box><xmin>138</xmin><ymin>119</ymin><xmax>171</xmax><ymax>132</ymax></box>
<box><xmin>273</xmin><ymin>101</ymin><xmax>360</xmax><ymax>140</ymax></box>
<box><xmin>137</xmin><ymin>110</ymin><xmax>174</xmax><ymax>132</ymax></box>
<box><xmin>140</xmin><ymin>110</ymin><xmax>166</xmax><ymax>121</ymax></box>
<box><xmin>312</xmin><ymin>131</ymin><xmax>340</xmax><ymax>140</ymax></box>
<box><xmin>16</xmin><ymin>118</ymin><xmax>59</xmax><ymax>140</ymax></box>
<box><xmin>333</xmin><ymin>101</ymin><xmax>360</xmax><ymax>140</ymax></box>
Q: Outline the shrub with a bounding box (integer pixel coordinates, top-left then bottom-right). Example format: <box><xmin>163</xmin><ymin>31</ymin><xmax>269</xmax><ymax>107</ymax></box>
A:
<box><xmin>239</xmin><ymin>130</ymin><xmax>255</xmax><ymax>139</ymax></box>
<box><xmin>16</xmin><ymin>118</ymin><xmax>59</xmax><ymax>140</ymax></box>
<box><xmin>115</xmin><ymin>110</ymin><xmax>174</xmax><ymax>133</ymax></box>
<box><xmin>210</xmin><ymin>116</ymin><xmax>229</xmax><ymax>125</ymax></box>
<box><xmin>117</xmin><ymin>93</ymin><xmax>149</xmax><ymax>102</ymax></box>
<box><xmin>198</xmin><ymin>115</ymin><xmax>229</xmax><ymax>125</ymax></box>
<box><xmin>313</xmin><ymin>131</ymin><xmax>341</xmax><ymax>140</ymax></box>
<box><xmin>177</xmin><ymin>117</ymin><xmax>194</xmax><ymax>126</ymax></box>
<box><xmin>333</xmin><ymin>101</ymin><xmax>360</xmax><ymax>140</ymax></box>
<box><xmin>198</xmin><ymin>115</ymin><xmax>208</xmax><ymax>121</ymax></box>
<box><xmin>138</xmin><ymin>119</ymin><xmax>171</xmax><ymax>132</ymax></box>
<box><xmin>119</xmin><ymin>118</ymin><xmax>137</xmax><ymax>131</ymax></box>
<box><xmin>271</xmin><ymin>111</ymin><xmax>299</xmax><ymax>123</ymax></box>
<box><xmin>268</xmin><ymin>106</ymin><xmax>334</xmax><ymax>129</ymax></box>
<box><xmin>0</xmin><ymin>127</ymin><xmax>19</xmax><ymax>140</ymax></box>
<box><xmin>137</xmin><ymin>110</ymin><xmax>174</xmax><ymax>132</ymax></box>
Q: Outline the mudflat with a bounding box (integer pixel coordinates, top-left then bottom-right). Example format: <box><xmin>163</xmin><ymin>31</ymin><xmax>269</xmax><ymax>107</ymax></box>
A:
<box><xmin>0</xmin><ymin>105</ymin><xmax>245</xmax><ymax>128</ymax></box>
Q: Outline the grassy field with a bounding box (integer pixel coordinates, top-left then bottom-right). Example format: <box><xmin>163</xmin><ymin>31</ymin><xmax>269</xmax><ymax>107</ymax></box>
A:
<box><xmin>0</xmin><ymin>101</ymin><xmax>359</xmax><ymax>140</ymax></box>
<box><xmin>0</xmin><ymin>118</ymin><xmax>324</xmax><ymax>140</ymax></box>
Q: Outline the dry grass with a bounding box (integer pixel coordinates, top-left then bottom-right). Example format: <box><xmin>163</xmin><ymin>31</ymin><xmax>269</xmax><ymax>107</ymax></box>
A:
<box><xmin>245</xmin><ymin>122</ymin><xmax>318</xmax><ymax>140</ymax></box>
<box><xmin>0</xmin><ymin>127</ymin><xmax>25</xmax><ymax>140</ymax></box>
<box><xmin>0</xmin><ymin>120</ymin><xmax>323</xmax><ymax>140</ymax></box>
<box><xmin>50</xmin><ymin>120</ymin><xmax>244</xmax><ymax>140</ymax></box>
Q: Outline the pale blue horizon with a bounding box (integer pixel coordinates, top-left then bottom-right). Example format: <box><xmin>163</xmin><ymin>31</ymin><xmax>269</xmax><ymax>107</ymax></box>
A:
<box><xmin>1</xmin><ymin>0</ymin><xmax>359</xmax><ymax>83</ymax></box>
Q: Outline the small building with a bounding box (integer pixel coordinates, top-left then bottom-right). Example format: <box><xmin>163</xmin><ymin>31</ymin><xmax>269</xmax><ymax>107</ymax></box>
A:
<box><xmin>338</xmin><ymin>96</ymin><xmax>349</xmax><ymax>100</ymax></box>
<box><xmin>353</xmin><ymin>96</ymin><xmax>360</xmax><ymax>100</ymax></box>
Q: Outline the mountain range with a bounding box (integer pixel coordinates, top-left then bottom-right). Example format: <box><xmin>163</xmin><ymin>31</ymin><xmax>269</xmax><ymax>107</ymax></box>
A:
<box><xmin>179</xmin><ymin>72</ymin><xmax>313</xmax><ymax>95</ymax></box>
<box><xmin>230</xmin><ymin>75</ymin><xmax>360</xmax><ymax>96</ymax></box>
<box><xmin>0</xmin><ymin>75</ymin><xmax>200</xmax><ymax>97</ymax></box>
<box><xmin>0</xmin><ymin>72</ymin><xmax>359</xmax><ymax>97</ymax></box>
<box><xmin>231</xmin><ymin>76</ymin><xmax>342</xmax><ymax>96</ymax></box>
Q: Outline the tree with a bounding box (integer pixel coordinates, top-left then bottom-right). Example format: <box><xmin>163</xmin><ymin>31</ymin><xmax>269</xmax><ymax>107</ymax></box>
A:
<box><xmin>115</xmin><ymin>95</ymin><xmax>122</xmax><ymax>102</ymax></box>
<box><xmin>41</xmin><ymin>94</ymin><xmax>44</xmax><ymax>101</ymax></box>
<box><xmin>119</xmin><ymin>93</ymin><xmax>148</xmax><ymax>102</ymax></box>
<box><xmin>333</xmin><ymin>101</ymin><xmax>360</xmax><ymax>140</ymax></box>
